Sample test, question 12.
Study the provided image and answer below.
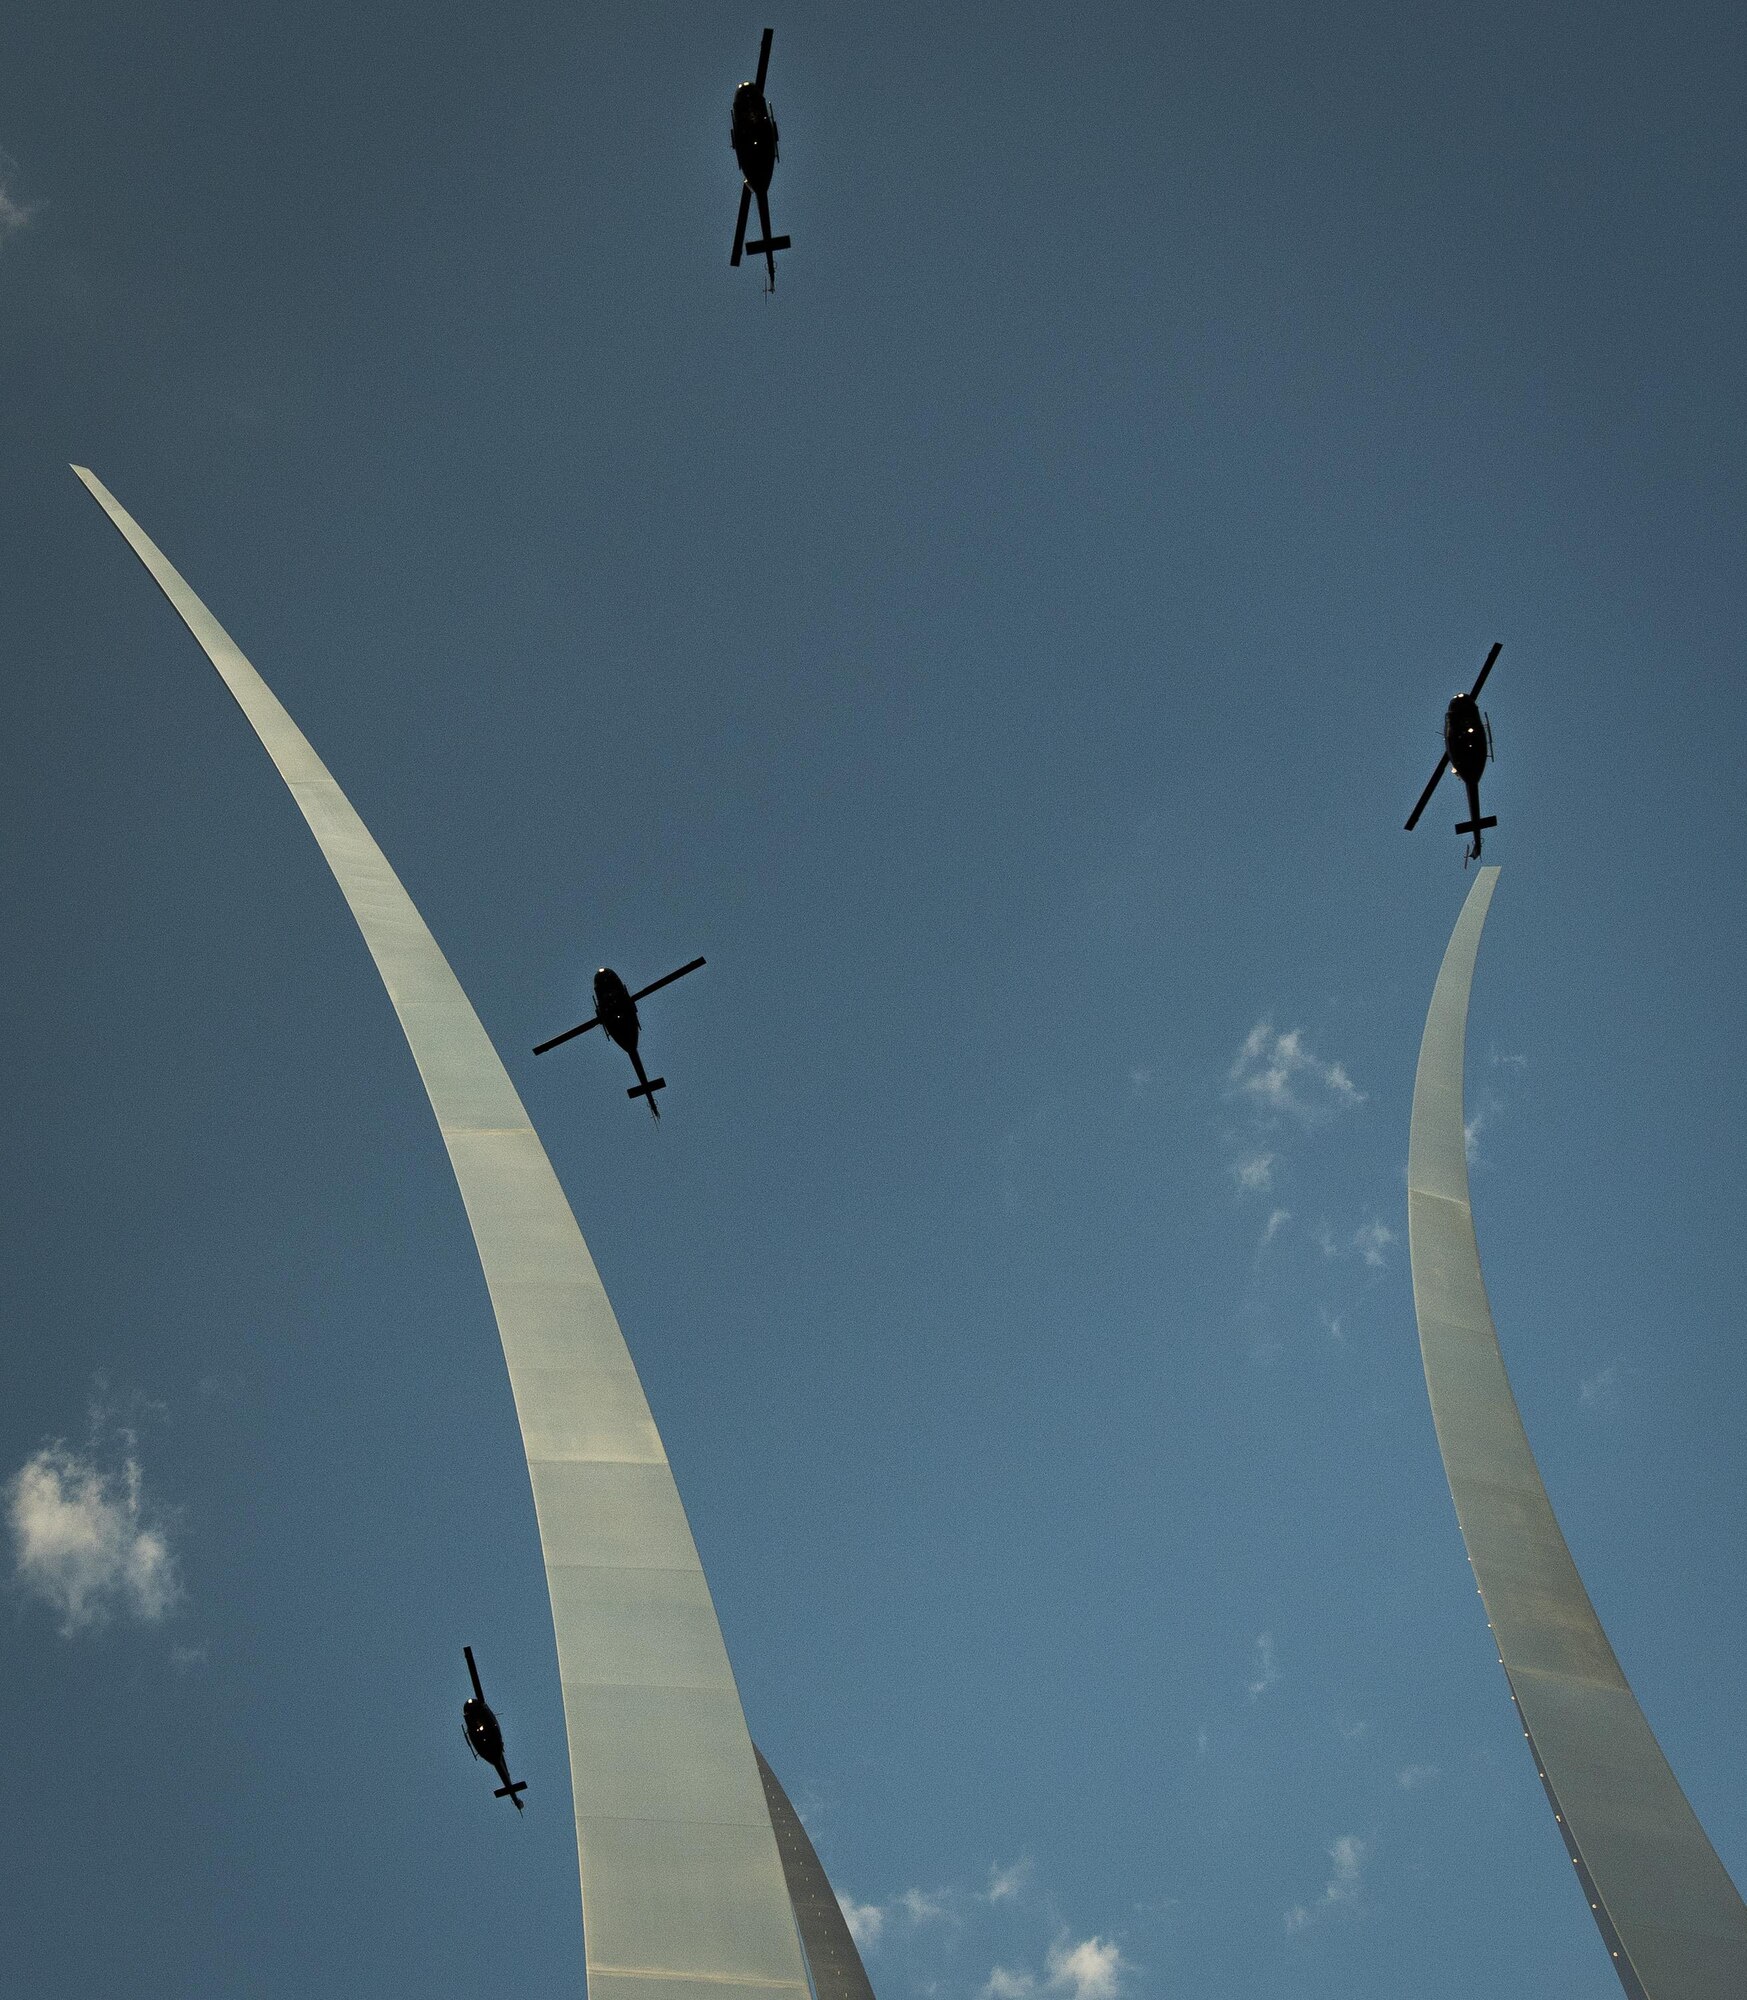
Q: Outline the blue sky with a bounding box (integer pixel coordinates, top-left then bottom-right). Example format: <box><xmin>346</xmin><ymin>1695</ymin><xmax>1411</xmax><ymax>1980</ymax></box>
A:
<box><xmin>3</xmin><ymin>5</ymin><xmax>1745</xmax><ymax>1996</ymax></box>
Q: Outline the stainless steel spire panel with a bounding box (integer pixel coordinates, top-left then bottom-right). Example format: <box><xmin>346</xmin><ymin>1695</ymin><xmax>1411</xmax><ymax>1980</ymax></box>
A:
<box><xmin>755</xmin><ymin>1749</ymin><xmax>877</xmax><ymax>2000</ymax></box>
<box><xmin>1408</xmin><ymin>866</ymin><xmax>1747</xmax><ymax>1998</ymax></box>
<box><xmin>74</xmin><ymin>468</ymin><xmax>808</xmax><ymax>2000</ymax></box>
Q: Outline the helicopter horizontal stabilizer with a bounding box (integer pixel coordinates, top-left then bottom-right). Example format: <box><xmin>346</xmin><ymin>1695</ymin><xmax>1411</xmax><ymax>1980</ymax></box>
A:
<box><xmin>628</xmin><ymin>1077</ymin><xmax>668</xmax><ymax>1102</ymax></box>
<box><xmin>745</xmin><ymin>235</ymin><xmax>790</xmax><ymax>255</ymax></box>
<box><xmin>495</xmin><ymin>1780</ymin><xmax>528</xmax><ymax>1800</ymax></box>
<box><xmin>1455</xmin><ymin>816</ymin><xmax>1497</xmax><ymax>836</ymax></box>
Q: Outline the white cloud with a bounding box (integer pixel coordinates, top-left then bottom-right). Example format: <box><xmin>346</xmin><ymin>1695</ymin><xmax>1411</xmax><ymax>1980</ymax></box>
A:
<box><xmin>1045</xmin><ymin>1935</ymin><xmax>1130</xmax><ymax>2000</ymax></box>
<box><xmin>1247</xmin><ymin>1632</ymin><xmax>1280</xmax><ymax>1699</ymax></box>
<box><xmin>1325</xmin><ymin>1834</ymin><xmax>1365</xmax><ymax>1903</ymax></box>
<box><xmin>1352</xmin><ymin>1218</ymin><xmax>1396</xmax><ymax>1269</ymax></box>
<box><xmin>1396</xmin><ymin>1764</ymin><xmax>1439</xmax><ymax>1790</ymax></box>
<box><xmin>1229</xmin><ymin>1024</ymin><xmax>1364</xmax><ymax>1125</ymax></box>
<box><xmin>1579</xmin><ymin>1363</ymin><xmax>1619</xmax><ymax>1412</ymax></box>
<box><xmin>1234</xmin><ymin>1150</ymin><xmax>1277</xmax><ymax>1193</ymax></box>
<box><xmin>840</xmin><ymin>1878</ymin><xmax>966</xmax><ymax>1950</ymax></box>
<box><xmin>1128</xmin><ymin>1067</ymin><xmax>1154</xmax><ymax>1099</ymax></box>
<box><xmin>1463</xmin><ymin>1110</ymin><xmax>1486</xmax><ymax>1162</ymax></box>
<box><xmin>858</xmin><ymin>1866</ymin><xmax>1125</xmax><ymax>2000</ymax></box>
<box><xmin>6</xmin><ymin>1439</ymin><xmax>180</xmax><ymax>1635</ymax></box>
<box><xmin>1463</xmin><ymin>1086</ymin><xmax>1507</xmax><ymax>1165</ymax></box>
<box><xmin>1285</xmin><ymin>1834</ymin><xmax>1368</xmax><ymax>1931</ymax></box>
<box><xmin>985</xmin><ymin>1934</ymin><xmax>1132</xmax><ymax>2000</ymax></box>
<box><xmin>1320</xmin><ymin>1308</ymin><xmax>1346</xmax><ymax>1343</ymax></box>
<box><xmin>839</xmin><ymin>1897</ymin><xmax>885</xmax><ymax>1949</ymax></box>
<box><xmin>987</xmin><ymin>1857</ymin><xmax>1031</xmax><ymax>1904</ymax></box>
<box><xmin>0</xmin><ymin>182</ymin><xmax>35</xmax><ymax>246</ymax></box>
<box><xmin>1260</xmin><ymin>1207</ymin><xmax>1291</xmax><ymax>1250</ymax></box>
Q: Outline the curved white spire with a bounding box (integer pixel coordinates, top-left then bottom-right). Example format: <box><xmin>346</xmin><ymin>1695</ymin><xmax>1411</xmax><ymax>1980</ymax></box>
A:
<box><xmin>1409</xmin><ymin>867</ymin><xmax>1747</xmax><ymax>1997</ymax></box>
<box><xmin>73</xmin><ymin>467</ymin><xmax>809</xmax><ymax>2000</ymax></box>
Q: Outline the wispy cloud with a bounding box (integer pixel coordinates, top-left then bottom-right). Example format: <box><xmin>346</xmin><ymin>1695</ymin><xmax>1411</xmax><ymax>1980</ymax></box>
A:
<box><xmin>1259</xmin><ymin>1207</ymin><xmax>1291</xmax><ymax>1251</ymax></box>
<box><xmin>853</xmin><ymin>1860</ymin><xmax>1127</xmax><ymax>2000</ymax></box>
<box><xmin>0</xmin><ymin>184</ymin><xmax>36</xmax><ymax>247</ymax></box>
<box><xmin>1463</xmin><ymin>1085</ymin><xmax>1509</xmax><ymax>1165</ymax></box>
<box><xmin>983</xmin><ymin>1936</ymin><xmax>1132</xmax><ymax>2000</ymax></box>
<box><xmin>6</xmin><ymin>1435</ymin><xmax>181</xmax><ymax>1635</ymax></box>
<box><xmin>1396</xmin><ymin>1764</ymin><xmax>1440</xmax><ymax>1790</ymax></box>
<box><xmin>1285</xmin><ymin>1833</ymin><xmax>1367</xmax><ymax>1932</ymax></box>
<box><xmin>1579</xmin><ymin>1362</ymin><xmax>1619</xmax><ymax>1413</ymax></box>
<box><xmin>839</xmin><ymin>1896</ymin><xmax>886</xmax><ymax>1949</ymax></box>
<box><xmin>1234</xmin><ymin>1150</ymin><xmax>1278</xmax><ymax>1192</ymax></box>
<box><xmin>1247</xmin><ymin>1632</ymin><xmax>1280</xmax><ymax>1700</ymax></box>
<box><xmin>840</xmin><ymin>1882</ymin><xmax>955</xmax><ymax>1949</ymax></box>
<box><xmin>1352</xmin><ymin>1218</ymin><xmax>1396</xmax><ymax>1269</ymax></box>
<box><xmin>1045</xmin><ymin>1936</ymin><xmax>1130</xmax><ymax>2000</ymax></box>
<box><xmin>987</xmin><ymin>1858</ymin><xmax>1031</xmax><ymax>1904</ymax></box>
<box><xmin>0</xmin><ymin>151</ymin><xmax>38</xmax><ymax>249</ymax></box>
<box><xmin>1228</xmin><ymin>1023</ymin><xmax>1364</xmax><ymax>1125</ymax></box>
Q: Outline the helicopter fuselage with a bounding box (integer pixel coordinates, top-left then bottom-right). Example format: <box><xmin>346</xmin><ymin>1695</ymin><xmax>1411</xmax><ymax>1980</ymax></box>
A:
<box><xmin>732</xmin><ymin>84</ymin><xmax>778</xmax><ymax>193</ymax></box>
<box><xmin>591</xmin><ymin>968</ymin><xmax>641</xmax><ymax>1056</ymax></box>
<box><xmin>1443</xmin><ymin>691</ymin><xmax>1489</xmax><ymax>783</ymax></box>
<box><xmin>463</xmin><ymin>1694</ymin><xmax>506</xmax><ymax>1767</ymax></box>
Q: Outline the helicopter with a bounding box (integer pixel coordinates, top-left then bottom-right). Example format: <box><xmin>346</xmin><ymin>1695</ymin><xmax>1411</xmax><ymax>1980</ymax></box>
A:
<box><xmin>532</xmin><ymin>957</ymin><xmax>706</xmax><ymax>1120</ymax></box>
<box><xmin>1404</xmin><ymin>643</ymin><xmax>1503</xmax><ymax>863</ymax></box>
<box><xmin>461</xmin><ymin>1646</ymin><xmax>527</xmax><ymax>1812</ymax></box>
<box><xmin>730</xmin><ymin>29</ymin><xmax>790</xmax><ymax>290</ymax></box>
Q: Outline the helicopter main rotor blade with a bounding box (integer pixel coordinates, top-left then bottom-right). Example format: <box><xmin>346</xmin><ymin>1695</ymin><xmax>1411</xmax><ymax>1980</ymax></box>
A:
<box><xmin>753</xmin><ymin>26</ymin><xmax>773</xmax><ymax>92</ymax></box>
<box><xmin>730</xmin><ymin>183</ymin><xmax>752</xmax><ymax>266</ymax></box>
<box><xmin>1468</xmin><ymin>640</ymin><xmax>1503</xmax><ymax>699</ymax></box>
<box><xmin>630</xmin><ymin>956</ymin><xmax>706</xmax><ymax>1004</ymax></box>
<box><xmin>1404</xmin><ymin>753</ymin><xmax>1451</xmax><ymax>832</ymax></box>
<box><xmin>532</xmin><ymin>1015</ymin><xmax>600</xmax><ymax>1055</ymax></box>
<box><xmin>464</xmin><ymin>1646</ymin><xmax>485</xmax><ymax>1703</ymax></box>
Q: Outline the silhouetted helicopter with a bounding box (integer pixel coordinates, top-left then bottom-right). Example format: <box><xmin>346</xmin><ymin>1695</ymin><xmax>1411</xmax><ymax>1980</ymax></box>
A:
<box><xmin>532</xmin><ymin>957</ymin><xmax>706</xmax><ymax>1120</ymax></box>
<box><xmin>730</xmin><ymin>29</ymin><xmax>789</xmax><ymax>290</ymax></box>
<box><xmin>462</xmin><ymin>1645</ymin><xmax>526</xmax><ymax>1812</ymax></box>
<box><xmin>1405</xmin><ymin>643</ymin><xmax>1503</xmax><ymax>863</ymax></box>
